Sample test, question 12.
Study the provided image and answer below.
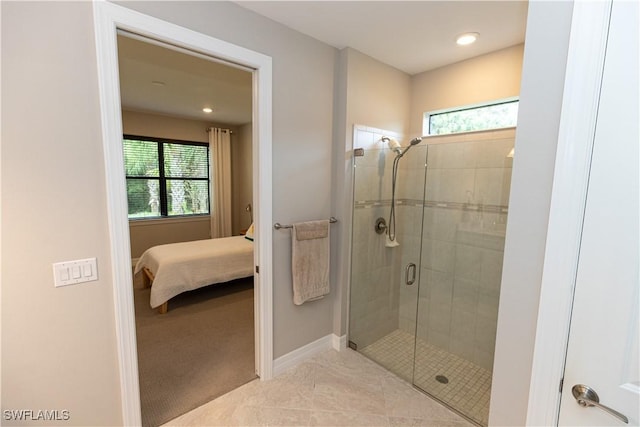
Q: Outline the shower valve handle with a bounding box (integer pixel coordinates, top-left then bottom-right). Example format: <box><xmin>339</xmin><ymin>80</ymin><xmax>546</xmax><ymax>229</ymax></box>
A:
<box><xmin>405</xmin><ymin>263</ymin><xmax>416</xmax><ymax>286</ymax></box>
<box><xmin>374</xmin><ymin>217</ymin><xmax>387</xmax><ymax>235</ymax></box>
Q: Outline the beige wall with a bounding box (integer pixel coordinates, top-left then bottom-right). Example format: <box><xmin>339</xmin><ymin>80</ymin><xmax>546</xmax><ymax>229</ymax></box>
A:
<box><xmin>1</xmin><ymin>1</ymin><xmax>576</xmax><ymax>425</ymax></box>
<box><xmin>121</xmin><ymin>110</ymin><xmax>253</xmax><ymax>256</ymax></box>
<box><xmin>129</xmin><ymin>217</ymin><xmax>211</xmax><ymax>260</ymax></box>
<box><xmin>410</xmin><ymin>44</ymin><xmax>524</xmax><ymax>136</ymax></box>
<box><xmin>232</xmin><ymin>123</ymin><xmax>253</xmax><ymax>235</ymax></box>
<box><xmin>332</xmin><ymin>48</ymin><xmax>411</xmax><ymax>335</ymax></box>
<box><xmin>2</xmin><ymin>1</ymin><xmax>336</xmax><ymax>423</ymax></box>
<box><xmin>1</xmin><ymin>2</ymin><xmax>122</xmax><ymax>425</ymax></box>
<box><xmin>117</xmin><ymin>1</ymin><xmax>338</xmax><ymax>358</ymax></box>
<box><xmin>343</xmin><ymin>48</ymin><xmax>411</xmax><ymax>134</ymax></box>
<box><xmin>116</xmin><ymin>0</ymin><xmax>338</xmax><ymax>359</ymax></box>
<box><xmin>122</xmin><ymin>109</ymin><xmax>213</xmax><ymax>143</ymax></box>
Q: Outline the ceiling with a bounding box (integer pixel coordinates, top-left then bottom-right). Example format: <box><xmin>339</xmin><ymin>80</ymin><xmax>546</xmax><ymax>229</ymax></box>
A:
<box><xmin>236</xmin><ymin>1</ymin><xmax>528</xmax><ymax>75</ymax></box>
<box><xmin>118</xmin><ymin>1</ymin><xmax>528</xmax><ymax>124</ymax></box>
<box><xmin>118</xmin><ymin>34</ymin><xmax>253</xmax><ymax>125</ymax></box>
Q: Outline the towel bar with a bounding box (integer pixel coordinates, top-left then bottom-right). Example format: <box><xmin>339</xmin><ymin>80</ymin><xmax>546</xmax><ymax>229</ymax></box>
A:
<box><xmin>274</xmin><ymin>217</ymin><xmax>337</xmax><ymax>230</ymax></box>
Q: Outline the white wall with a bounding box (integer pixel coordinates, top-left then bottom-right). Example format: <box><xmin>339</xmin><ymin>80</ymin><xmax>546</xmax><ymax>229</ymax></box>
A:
<box><xmin>489</xmin><ymin>1</ymin><xmax>574</xmax><ymax>425</ymax></box>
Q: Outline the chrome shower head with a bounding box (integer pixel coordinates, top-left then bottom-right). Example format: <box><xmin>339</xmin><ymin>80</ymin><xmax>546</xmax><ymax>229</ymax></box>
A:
<box><xmin>409</xmin><ymin>137</ymin><xmax>422</xmax><ymax>146</ymax></box>
<box><xmin>398</xmin><ymin>136</ymin><xmax>422</xmax><ymax>157</ymax></box>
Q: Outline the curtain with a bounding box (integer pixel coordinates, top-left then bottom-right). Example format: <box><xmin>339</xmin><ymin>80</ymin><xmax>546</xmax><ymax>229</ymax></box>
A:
<box><xmin>209</xmin><ymin>128</ymin><xmax>233</xmax><ymax>238</ymax></box>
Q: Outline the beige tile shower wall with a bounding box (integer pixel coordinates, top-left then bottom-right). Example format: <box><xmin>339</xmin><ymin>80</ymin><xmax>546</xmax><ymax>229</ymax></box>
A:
<box><xmin>349</xmin><ymin>126</ymin><xmax>404</xmax><ymax>349</ymax></box>
<box><xmin>394</xmin><ymin>144</ymin><xmax>428</xmax><ymax>335</ymax></box>
<box><xmin>401</xmin><ymin>129</ymin><xmax>515</xmax><ymax>371</ymax></box>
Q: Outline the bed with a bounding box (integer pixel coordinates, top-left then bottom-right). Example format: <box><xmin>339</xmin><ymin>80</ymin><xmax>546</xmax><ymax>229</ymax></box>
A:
<box><xmin>134</xmin><ymin>236</ymin><xmax>254</xmax><ymax>314</ymax></box>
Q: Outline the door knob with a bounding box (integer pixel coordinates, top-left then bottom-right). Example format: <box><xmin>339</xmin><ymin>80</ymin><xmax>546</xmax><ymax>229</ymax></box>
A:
<box><xmin>571</xmin><ymin>384</ymin><xmax>629</xmax><ymax>424</ymax></box>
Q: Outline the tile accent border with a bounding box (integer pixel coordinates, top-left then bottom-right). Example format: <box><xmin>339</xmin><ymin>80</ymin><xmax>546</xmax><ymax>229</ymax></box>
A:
<box><xmin>355</xmin><ymin>199</ymin><xmax>508</xmax><ymax>214</ymax></box>
<box><xmin>273</xmin><ymin>334</ymin><xmax>346</xmax><ymax>376</ymax></box>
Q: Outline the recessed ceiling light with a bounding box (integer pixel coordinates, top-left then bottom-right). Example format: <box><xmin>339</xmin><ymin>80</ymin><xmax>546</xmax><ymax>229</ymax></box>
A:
<box><xmin>456</xmin><ymin>32</ymin><xmax>480</xmax><ymax>46</ymax></box>
<box><xmin>202</xmin><ymin>107</ymin><xmax>213</xmax><ymax>113</ymax></box>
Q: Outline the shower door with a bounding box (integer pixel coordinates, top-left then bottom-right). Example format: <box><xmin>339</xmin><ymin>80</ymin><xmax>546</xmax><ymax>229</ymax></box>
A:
<box><xmin>348</xmin><ymin>126</ymin><xmax>514</xmax><ymax>427</ymax></box>
<box><xmin>348</xmin><ymin>126</ymin><xmax>427</xmax><ymax>382</ymax></box>
<box><xmin>412</xmin><ymin>135</ymin><xmax>514</xmax><ymax>426</ymax></box>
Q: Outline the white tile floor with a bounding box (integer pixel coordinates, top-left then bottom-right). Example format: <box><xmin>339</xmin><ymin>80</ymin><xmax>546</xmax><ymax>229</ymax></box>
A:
<box><xmin>164</xmin><ymin>348</ymin><xmax>475</xmax><ymax>427</ymax></box>
<box><xmin>360</xmin><ymin>330</ymin><xmax>491</xmax><ymax>426</ymax></box>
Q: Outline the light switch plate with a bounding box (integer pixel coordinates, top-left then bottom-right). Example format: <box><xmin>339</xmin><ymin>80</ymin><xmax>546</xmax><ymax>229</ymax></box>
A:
<box><xmin>53</xmin><ymin>258</ymin><xmax>98</xmax><ymax>287</ymax></box>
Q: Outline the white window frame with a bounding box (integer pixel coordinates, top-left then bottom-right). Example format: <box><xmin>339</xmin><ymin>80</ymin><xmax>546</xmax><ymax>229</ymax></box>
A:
<box><xmin>423</xmin><ymin>97</ymin><xmax>519</xmax><ymax>136</ymax></box>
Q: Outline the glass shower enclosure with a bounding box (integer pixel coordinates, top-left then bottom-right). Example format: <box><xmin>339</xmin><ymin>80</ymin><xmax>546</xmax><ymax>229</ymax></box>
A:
<box><xmin>348</xmin><ymin>125</ymin><xmax>514</xmax><ymax>426</ymax></box>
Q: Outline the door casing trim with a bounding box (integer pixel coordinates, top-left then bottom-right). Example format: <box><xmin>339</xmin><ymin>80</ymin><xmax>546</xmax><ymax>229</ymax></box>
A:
<box><xmin>525</xmin><ymin>1</ymin><xmax>612</xmax><ymax>425</ymax></box>
<box><xmin>93</xmin><ymin>3</ymin><xmax>274</xmax><ymax>424</ymax></box>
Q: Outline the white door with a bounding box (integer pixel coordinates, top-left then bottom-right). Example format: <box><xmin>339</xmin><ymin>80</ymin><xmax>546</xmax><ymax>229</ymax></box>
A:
<box><xmin>558</xmin><ymin>0</ymin><xmax>639</xmax><ymax>425</ymax></box>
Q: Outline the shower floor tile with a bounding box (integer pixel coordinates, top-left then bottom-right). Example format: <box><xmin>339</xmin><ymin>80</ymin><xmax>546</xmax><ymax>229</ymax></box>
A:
<box><xmin>360</xmin><ymin>329</ymin><xmax>491</xmax><ymax>426</ymax></box>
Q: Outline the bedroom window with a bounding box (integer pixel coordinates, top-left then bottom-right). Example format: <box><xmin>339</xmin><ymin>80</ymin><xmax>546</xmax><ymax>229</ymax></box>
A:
<box><xmin>124</xmin><ymin>135</ymin><xmax>210</xmax><ymax>219</ymax></box>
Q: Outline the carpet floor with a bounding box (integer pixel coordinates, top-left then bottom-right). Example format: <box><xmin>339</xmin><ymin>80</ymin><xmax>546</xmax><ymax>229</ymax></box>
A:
<box><xmin>134</xmin><ymin>276</ymin><xmax>257</xmax><ymax>427</ymax></box>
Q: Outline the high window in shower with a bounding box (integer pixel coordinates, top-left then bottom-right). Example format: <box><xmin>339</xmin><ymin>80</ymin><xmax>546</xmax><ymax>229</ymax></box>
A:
<box><xmin>425</xmin><ymin>99</ymin><xmax>519</xmax><ymax>136</ymax></box>
<box><xmin>348</xmin><ymin>125</ymin><xmax>514</xmax><ymax>426</ymax></box>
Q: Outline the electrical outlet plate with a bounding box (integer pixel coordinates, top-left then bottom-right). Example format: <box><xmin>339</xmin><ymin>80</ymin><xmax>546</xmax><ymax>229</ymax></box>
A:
<box><xmin>53</xmin><ymin>258</ymin><xmax>98</xmax><ymax>287</ymax></box>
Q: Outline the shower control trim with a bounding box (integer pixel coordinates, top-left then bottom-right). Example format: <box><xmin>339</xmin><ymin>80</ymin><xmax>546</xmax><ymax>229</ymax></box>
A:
<box><xmin>375</xmin><ymin>217</ymin><xmax>387</xmax><ymax>234</ymax></box>
<box><xmin>405</xmin><ymin>263</ymin><xmax>416</xmax><ymax>286</ymax></box>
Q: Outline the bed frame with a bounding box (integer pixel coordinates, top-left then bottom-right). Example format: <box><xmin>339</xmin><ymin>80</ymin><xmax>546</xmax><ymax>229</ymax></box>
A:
<box><xmin>141</xmin><ymin>267</ymin><xmax>168</xmax><ymax>314</ymax></box>
<box><xmin>136</xmin><ymin>236</ymin><xmax>254</xmax><ymax>315</ymax></box>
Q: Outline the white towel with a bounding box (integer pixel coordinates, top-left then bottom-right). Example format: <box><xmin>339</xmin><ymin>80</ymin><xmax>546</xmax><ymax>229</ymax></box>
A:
<box><xmin>291</xmin><ymin>220</ymin><xmax>330</xmax><ymax>305</ymax></box>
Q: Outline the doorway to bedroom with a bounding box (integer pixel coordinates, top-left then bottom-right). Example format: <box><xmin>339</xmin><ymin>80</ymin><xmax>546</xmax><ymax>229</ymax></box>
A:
<box><xmin>118</xmin><ymin>33</ymin><xmax>256</xmax><ymax>426</ymax></box>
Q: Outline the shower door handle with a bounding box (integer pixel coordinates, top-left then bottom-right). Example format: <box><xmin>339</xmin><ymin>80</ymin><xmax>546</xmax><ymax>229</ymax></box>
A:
<box><xmin>405</xmin><ymin>263</ymin><xmax>416</xmax><ymax>286</ymax></box>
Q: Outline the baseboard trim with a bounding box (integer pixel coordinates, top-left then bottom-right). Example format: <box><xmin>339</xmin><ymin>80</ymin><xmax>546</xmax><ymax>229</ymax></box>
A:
<box><xmin>273</xmin><ymin>333</ymin><xmax>346</xmax><ymax>376</ymax></box>
<box><xmin>332</xmin><ymin>334</ymin><xmax>347</xmax><ymax>351</ymax></box>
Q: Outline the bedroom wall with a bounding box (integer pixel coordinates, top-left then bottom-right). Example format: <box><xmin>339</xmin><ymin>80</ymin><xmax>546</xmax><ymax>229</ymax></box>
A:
<box><xmin>232</xmin><ymin>123</ymin><xmax>253</xmax><ymax>235</ymax></box>
<box><xmin>122</xmin><ymin>109</ymin><xmax>218</xmax><ymax>143</ymax></box>
<box><xmin>2</xmin><ymin>2</ymin><xmax>336</xmax><ymax>423</ymax></box>
<box><xmin>121</xmin><ymin>110</ymin><xmax>252</xmax><ymax>257</ymax></box>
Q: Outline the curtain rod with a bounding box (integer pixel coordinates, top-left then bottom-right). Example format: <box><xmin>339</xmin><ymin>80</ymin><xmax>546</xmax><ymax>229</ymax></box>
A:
<box><xmin>207</xmin><ymin>127</ymin><xmax>233</xmax><ymax>134</ymax></box>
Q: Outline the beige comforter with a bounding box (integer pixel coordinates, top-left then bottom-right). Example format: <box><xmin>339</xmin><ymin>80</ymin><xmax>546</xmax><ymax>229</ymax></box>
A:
<box><xmin>134</xmin><ymin>236</ymin><xmax>254</xmax><ymax>308</ymax></box>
